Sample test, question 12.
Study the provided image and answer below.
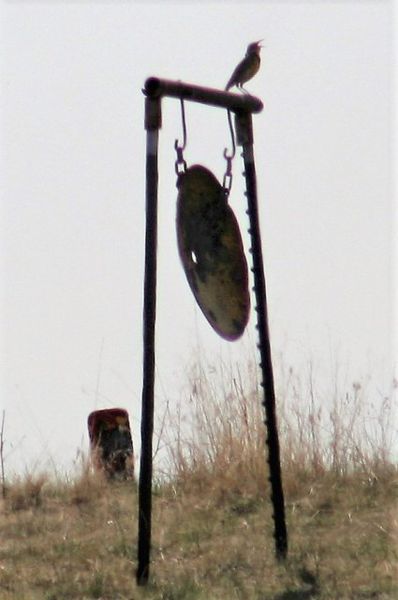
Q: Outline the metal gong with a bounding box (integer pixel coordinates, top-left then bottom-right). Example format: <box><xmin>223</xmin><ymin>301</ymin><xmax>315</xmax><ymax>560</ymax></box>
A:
<box><xmin>176</xmin><ymin>164</ymin><xmax>250</xmax><ymax>341</ymax></box>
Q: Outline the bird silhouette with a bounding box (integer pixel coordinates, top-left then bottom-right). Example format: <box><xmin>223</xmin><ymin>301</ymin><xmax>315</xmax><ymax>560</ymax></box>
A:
<box><xmin>225</xmin><ymin>40</ymin><xmax>263</xmax><ymax>93</ymax></box>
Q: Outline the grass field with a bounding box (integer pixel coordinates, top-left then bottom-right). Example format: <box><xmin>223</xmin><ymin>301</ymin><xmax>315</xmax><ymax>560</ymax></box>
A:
<box><xmin>0</xmin><ymin>360</ymin><xmax>397</xmax><ymax>599</ymax></box>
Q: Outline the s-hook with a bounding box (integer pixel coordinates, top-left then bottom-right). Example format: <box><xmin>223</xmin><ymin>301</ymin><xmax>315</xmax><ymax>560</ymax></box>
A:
<box><xmin>175</xmin><ymin>98</ymin><xmax>188</xmax><ymax>175</ymax></box>
<box><xmin>223</xmin><ymin>110</ymin><xmax>236</xmax><ymax>197</ymax></box>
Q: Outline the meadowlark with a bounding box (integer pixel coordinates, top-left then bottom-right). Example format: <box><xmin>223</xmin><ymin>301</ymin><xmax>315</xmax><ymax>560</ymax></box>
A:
<box><xmin>225</xmin><ymin>40</ymin><xmax>263</xmax><ymax>93</ymax></box>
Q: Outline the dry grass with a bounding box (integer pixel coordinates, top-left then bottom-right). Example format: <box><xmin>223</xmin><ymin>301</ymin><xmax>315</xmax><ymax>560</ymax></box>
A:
<box><xmin>0</xmin><ymin>358</ymin><xmax>397</xmax><ymax>599</ymax></box>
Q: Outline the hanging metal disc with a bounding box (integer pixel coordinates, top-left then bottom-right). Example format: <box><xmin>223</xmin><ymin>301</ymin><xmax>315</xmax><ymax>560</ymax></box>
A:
<box><xmin>176</xmin><ymin>164</ymin><xmax>250</xmax><ymax>341</ymax></box>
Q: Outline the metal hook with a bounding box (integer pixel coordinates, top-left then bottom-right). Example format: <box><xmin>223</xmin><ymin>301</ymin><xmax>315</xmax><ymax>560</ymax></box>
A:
<box><xmin>222</xmin><ymin>109</ymin><xmax>236</xmax><ymax>196</ymax></box>
<box><xmin>174</xmin><ymin>98</ymin><xmax>188</xmax><ymax>175</ymax></box>
<box><xmin>174</xmin><ymin>98</ymin><xmax>187</xmax><ymax>152</ymax></box>
<box><xmin>223</xmin><ymin>109</ymin><xmax>236</xmax><ymax>161</ymax></box>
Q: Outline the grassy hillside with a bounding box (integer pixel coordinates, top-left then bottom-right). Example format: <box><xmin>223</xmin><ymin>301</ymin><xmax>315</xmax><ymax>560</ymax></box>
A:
<box><xmin>1</xmin><ymin>360</ymin><xmax>397</xmax><ymax>599</ymax></box>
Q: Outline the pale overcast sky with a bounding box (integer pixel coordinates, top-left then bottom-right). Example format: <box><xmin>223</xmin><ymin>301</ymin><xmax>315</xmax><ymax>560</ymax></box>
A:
<box><xmin>1</xmin><ymin>1</ymin><xmax>396</xmax><ymax>474</ymax></box>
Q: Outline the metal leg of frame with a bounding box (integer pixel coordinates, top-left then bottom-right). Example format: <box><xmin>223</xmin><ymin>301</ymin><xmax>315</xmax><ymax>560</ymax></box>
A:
<box><xmin>137</xmin><ymin>97</ymin><xmax>161</xmax><ymax>585</ymax></box>
<box><xmin>236</xmin><ymin>111</ymin><xmax>288</xmax><ymax>560</ymax></box>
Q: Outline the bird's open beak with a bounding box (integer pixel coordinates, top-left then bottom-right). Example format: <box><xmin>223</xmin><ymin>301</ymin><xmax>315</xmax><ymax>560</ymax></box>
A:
<box><xmin>255</xmin><ymin>39</ymin><xmax>264</xmax><ymax>47</ymax></box>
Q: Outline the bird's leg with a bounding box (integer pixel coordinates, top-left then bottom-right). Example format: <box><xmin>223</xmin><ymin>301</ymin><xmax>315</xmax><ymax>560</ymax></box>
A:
<box><xmin>236</xmin><ymin>82</ymin><xmax>250</xmax><ymax>95</ymax></box>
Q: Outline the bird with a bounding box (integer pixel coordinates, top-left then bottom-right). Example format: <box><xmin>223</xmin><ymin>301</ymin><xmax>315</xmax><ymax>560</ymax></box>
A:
<box><xmin>225</xmin><ymin>40</ymin><xmax>263</xmax><ymax>93</ymax></box>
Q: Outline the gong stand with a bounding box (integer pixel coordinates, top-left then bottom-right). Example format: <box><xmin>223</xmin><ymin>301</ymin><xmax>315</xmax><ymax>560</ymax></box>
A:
<box><xmin>137</xmin><ymin>77</ymin><xmax>287</xmax><ymax>585</ymax></box>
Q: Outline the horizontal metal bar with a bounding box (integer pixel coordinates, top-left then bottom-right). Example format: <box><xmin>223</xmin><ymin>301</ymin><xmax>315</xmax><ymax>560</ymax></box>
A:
<box><xmin>143</xmin><ymin>77</ymin><xmax>263</xmax><ymax>114</ymax></box>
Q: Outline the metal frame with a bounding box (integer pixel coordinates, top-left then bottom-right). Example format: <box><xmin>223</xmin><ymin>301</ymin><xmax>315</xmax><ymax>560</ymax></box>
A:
<box><xmin>137</xmin><ymin>78</ymin><xmax>287</xmax><ymax>585</ymax></box>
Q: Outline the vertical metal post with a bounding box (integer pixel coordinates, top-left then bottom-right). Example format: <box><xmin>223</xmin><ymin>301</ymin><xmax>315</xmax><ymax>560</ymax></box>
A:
<box><xmin>235</xmin><ymin>111</ymin><xmax>288</xmax><ymax>560</ymax></box>
<box><xmin>137</xmin><ymin>96</ymin><xmax>161</xmax><ymax>585</ymax></box>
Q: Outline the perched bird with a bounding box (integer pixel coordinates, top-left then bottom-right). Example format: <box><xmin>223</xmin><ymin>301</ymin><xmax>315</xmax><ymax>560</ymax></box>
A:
<box><xmin>225</xmin><ymin>40</ymin><xmax>263</xmax><ymax>93</ymax></box>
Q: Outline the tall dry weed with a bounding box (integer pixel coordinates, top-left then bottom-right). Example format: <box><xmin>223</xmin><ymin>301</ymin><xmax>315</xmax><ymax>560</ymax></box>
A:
<box><xmin>5</xmin><ymin>473</ymin><xmax>48</xmax><ymax>511</ymax></box>
<box><xmin>159</xmin><ymin>354</ymin><xmax>396</xmax><ymax>499</ymax></box>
